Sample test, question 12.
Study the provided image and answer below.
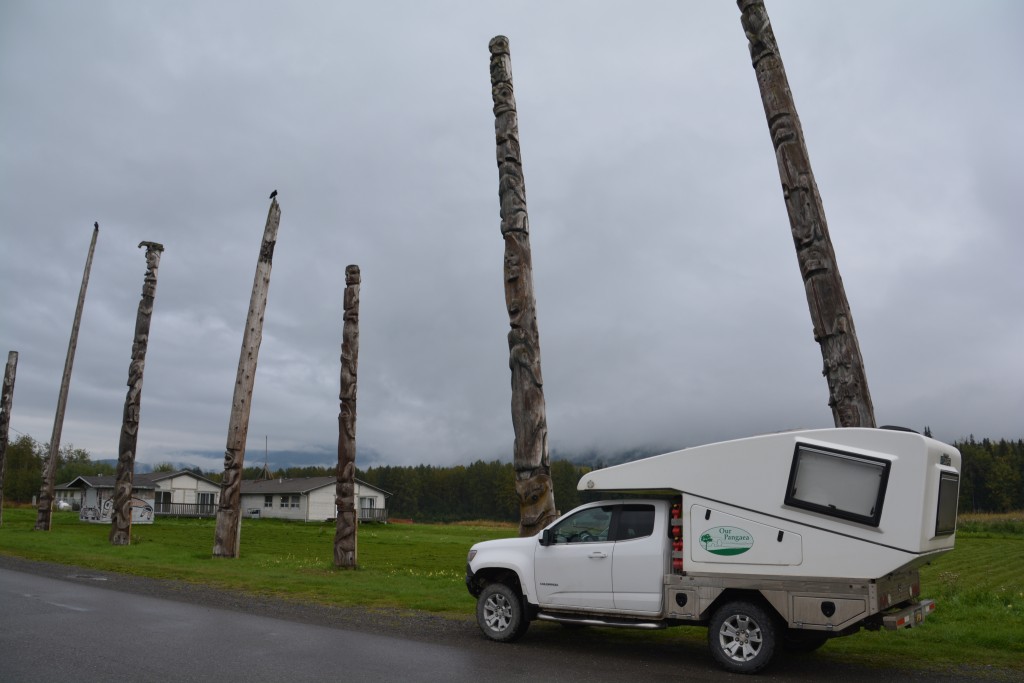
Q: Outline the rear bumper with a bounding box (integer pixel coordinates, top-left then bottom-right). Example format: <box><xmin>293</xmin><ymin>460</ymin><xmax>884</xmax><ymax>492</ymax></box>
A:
<box><xmin>882</xmin><ymin>599</ymin><xmax>936</xmax><ymax>630</ymax></box>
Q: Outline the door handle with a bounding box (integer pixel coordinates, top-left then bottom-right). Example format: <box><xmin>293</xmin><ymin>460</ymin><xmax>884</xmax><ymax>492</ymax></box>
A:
<box><xmin>588</xmin><ymin>552</ymin><xmax>608</xmax><ymax>559</ymax></box>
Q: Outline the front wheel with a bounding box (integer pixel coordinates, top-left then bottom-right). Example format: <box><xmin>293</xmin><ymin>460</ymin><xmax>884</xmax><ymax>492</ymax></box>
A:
<box><xmin>708</xmin><ymin>600</ymin><xmax>777</xmax><ymax>674</ymax></box>
<box><xmin>476</xmin><ymin>583</ymin><xmax>530</xmax><ymax>643</ymax></box>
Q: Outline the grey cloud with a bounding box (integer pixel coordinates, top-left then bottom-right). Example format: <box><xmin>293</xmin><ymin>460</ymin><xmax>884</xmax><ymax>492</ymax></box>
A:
<box><xmin>2</xmin><ymin>1</ymin><xmax>1020</xmax><ymax>473</ymax></box>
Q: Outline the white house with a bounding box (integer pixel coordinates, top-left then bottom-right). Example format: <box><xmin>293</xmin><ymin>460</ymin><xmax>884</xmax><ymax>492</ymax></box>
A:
<box><xmin>58</xmin><ymin>475</ymin><xmax>156</xmax><ymax>524</ymax></box>
<box><xmin>239</xmin><ymin>477</ymin><xmax>391</xmax><ymax>523</ymax></box>
<box><xmin>56</xmin><ymin>470</ymin><xmax>220</xmax><ymax>521</ymax></box>
<box><xmin>144</xmin><ymin>470</ymin><xmax>220</xmax><ymax>515</ymax></box>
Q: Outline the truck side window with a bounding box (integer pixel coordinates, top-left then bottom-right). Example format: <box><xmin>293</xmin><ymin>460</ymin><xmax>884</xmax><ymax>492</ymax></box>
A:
<box><xmin>549</xmin><ymin>506</ymin><xmax>614</xmax><ymax>543</ymax></box>
<box><xmin>613</xmin><ymin>504</ymin><xmax>655</xmax><ymax>541</ymax></box>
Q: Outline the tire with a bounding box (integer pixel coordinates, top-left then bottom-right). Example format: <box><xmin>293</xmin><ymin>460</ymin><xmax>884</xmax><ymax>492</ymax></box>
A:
<box><xmin>708</xmin><ymin>600</ymin><xmax>777</xmax><ymax>674</ymax></box>
<box><xmin>476</xmin><ymin>583</ymin><xmax>530</xmax><ymax>643</ymax></box>
<box><xmin>781</xmin><ymin>629</ymin><xmax>828</xmax><ymax>653</ymax></box>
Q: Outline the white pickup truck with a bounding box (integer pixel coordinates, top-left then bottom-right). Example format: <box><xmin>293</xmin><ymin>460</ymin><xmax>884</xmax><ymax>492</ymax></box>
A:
<box><xmin>465</xmin><ymin>427</ymin><xmax>960</xmax><ymax>673</ymax></box>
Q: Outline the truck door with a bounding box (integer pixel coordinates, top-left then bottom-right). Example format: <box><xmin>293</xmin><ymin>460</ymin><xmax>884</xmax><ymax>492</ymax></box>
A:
<box><xmin>611</xmin><ymin>503</ymin><xmax>663</xmax><ymax>613</ymax></box>
<box><xmin>534</xmin><ymin>504</ymin><xmax>615</xmax><ymax>609</ymax></box>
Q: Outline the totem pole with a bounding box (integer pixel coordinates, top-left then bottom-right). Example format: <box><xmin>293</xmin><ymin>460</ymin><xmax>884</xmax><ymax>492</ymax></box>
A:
<box><xmin>213</xmin><ymin>195</ymin><xmax>281</xmax><ymax>558</ymax></box>
<box><xmin>36</xmin><ymin>223</ymin><xmax>99</xmax><ymax>531</ymax></box>
<box><xmin>489</xmin><ymin>36</ymin><xmax>558</xmax><ymax>536</ymax></box>
<box><xmin>0</xmin><ymin>351</ymin><xmax>18</xmax><ymax>526</ymax></box>
<box><xmin>110</xmin><ymin>241</ymin><xmax>164</xmax><ymax>546</ymax></box>
<box><xmin>737</xmin><ymin>0</ymin><xmax>876</xmax><ymax>427</ymax></box>
<box><xmin>333</xmin><ymin>265</ymin><xmax>360</xmax><ymax>568</ymax></box>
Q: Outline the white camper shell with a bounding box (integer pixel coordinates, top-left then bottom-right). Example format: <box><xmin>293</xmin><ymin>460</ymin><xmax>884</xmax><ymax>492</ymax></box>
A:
<box><xmin>466</xmin><ymin>428</ymin><xmax>961</xmax><ymax>674</ymax></box>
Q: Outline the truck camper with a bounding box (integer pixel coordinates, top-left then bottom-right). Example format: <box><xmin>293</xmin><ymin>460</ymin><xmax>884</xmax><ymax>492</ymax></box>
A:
<box><xmin>466</xmin><ymin>427</ymin><xmax>960</xmax><ymax>673</ymax></box>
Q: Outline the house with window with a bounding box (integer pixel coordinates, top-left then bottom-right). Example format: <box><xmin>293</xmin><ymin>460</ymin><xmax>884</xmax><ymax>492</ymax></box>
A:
<box><xmin>56</xmin><ymin>470</ymin><xmax>220</xmax><ymax>521</ymax></box>
<box><xmin>57</xmin><ymin>475</ymin><xmax>156</xmax><ymax>524</ymax></box>
<box><xmin>239</xmin><ymin>476</ymin><xmax>390</xmax><ymax>523</ymax></box>
<box><xmin>145</xmin><ymin>470</ymin><xmax>220</xmax><ymax>516</ymax></box>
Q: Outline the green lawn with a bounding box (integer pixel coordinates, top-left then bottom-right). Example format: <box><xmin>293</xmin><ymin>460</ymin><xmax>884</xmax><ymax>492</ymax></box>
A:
<box><xmin>1</xmin><ymin>507</ymin><xmax>1021</xmax><ymax>672</ymax></box>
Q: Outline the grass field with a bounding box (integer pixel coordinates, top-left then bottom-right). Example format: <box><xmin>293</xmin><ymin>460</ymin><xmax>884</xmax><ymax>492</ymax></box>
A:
<box><xmin>1</xmin><ymin>507</ymin><xmax>1021</xmax><ymax>672</ymax></box>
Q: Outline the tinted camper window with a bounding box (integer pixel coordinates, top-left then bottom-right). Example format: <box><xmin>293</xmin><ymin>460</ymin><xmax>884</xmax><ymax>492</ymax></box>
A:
<box><xmin>785</xmin><ymin>444</ymin><xmax>891</xmax><ymax>527</ymax></box>
<box><xmin>935</xmin><ymin>472</ymin><xmax>959</xmax><ymax>536</ymax></box>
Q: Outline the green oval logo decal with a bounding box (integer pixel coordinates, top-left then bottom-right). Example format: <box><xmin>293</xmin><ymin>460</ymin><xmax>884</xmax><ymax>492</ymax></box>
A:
<box><xmin>699</xmin><ymin>527</ymin><xmax>754</xmax><ymax>556</ymax></box>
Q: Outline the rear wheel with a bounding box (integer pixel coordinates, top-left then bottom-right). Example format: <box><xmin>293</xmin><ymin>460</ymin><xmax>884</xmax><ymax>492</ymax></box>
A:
<box><xmin>476</xmin><ymin>583</ymin><xmax>530</xmax><ymax>642</ymax></box>
<box><xmin>708</xmin><ymin>600</ymin><xmax>777</xmax><ymax>674</ymax></box>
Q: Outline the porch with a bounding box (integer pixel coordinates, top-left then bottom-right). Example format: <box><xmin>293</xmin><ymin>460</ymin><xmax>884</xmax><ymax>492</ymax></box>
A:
<box><xmin>154</xmin><ymin>502</ymin><xmax>217</xmax><ymax>518</ymax></box>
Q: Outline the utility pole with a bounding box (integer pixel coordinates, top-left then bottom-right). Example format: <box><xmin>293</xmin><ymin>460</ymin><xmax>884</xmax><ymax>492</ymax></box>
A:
<box><xmin>110</xmin><ymin>241</ymin><xmax>165</xmax><ymax>545</ymax></box>
<box><xmin>489</xmin><ymin>36</ymin><xmax>558</xmax><ymax>536</ymax></box>
<box><xmin>737</xmin><ymin>0</ymin><xmax>876</xmax><ymax>427</ymax></box>
<box><xmin>333</xmin><ymin>265</ymin><xmax>361</xmax><ymax>568</ymax></box>
<box><xmin>36</xmin><ymin>223</ymin><xmax>99</xmax><ymax>531</ymax></box>
<box><xmin>0</xmin><ymin>351</ymin><xmax>19</xmax><ymax>526</ymax></box>
<box><xmin>213</xmin><ymin>196</ymin><xmax>281</xmax><ymax>558</ymax></box>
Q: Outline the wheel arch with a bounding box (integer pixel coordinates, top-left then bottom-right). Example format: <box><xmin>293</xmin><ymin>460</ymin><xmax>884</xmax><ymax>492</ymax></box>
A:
<box><xmin>468</xmin><ymin>567</ymin><xmax>525</xmax><ymax>597</ymax></box>
<box><xmin>702</xmin><ymin>588</ymin><xmax>784</xmax><ymax>624</ymax></box>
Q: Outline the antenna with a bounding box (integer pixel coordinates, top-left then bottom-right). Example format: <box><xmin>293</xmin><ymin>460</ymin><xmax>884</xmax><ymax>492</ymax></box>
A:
<box><xmin>255</xmin><ymin>435</ymin><xmax>272</xmax><ymax>482</ymax></box>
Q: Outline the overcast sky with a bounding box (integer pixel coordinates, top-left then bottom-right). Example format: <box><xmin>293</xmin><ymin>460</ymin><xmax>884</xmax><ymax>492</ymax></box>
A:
<box><xmin>2</xmin><ymin>1</ymin><xmax>1021</xmax><ymax>474</ymax></box>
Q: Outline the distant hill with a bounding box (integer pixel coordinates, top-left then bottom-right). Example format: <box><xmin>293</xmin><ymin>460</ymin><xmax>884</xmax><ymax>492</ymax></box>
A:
<box><xmin>552</xmin><ymin>446</ymin><xmax>667</xmax><ymax>469</ymax></box>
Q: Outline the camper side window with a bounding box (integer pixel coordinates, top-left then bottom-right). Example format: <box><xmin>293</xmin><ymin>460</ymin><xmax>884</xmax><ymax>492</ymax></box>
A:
<box><xmin>785</xmin><ymin>444</ymin><xmax>890</xmax><ymax>527</ymax></box>
<box><xmin>935</xmin><ymin>472</ymin><xmax>959</xmax><ymax>536</ymax></box>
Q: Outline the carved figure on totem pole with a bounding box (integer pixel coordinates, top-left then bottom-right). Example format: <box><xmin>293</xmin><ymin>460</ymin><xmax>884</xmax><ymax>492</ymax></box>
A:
<box><xmin>736</xmin><ymin>0</ymin><xmax>875</xmax><ymax>428</ymax></box>
<box><xmin>489</xmin><ymin>35</ymin><xmax>558</xmax><ymax>536</ymax></box>
<box><xmin>0</xmin><ymin>351</ymin><xmax>18</xmax><ymax>525</ymax></box>
<box><xmin>110</xmin><ymin>241</ymin><xmax>164</xmax><ymax>546</ymax></box>
<box><xmin>334</xmin><ymin>265</ymin><xmax>360</xmax><ymax>568</ymax></box>
<box><xmin>213</xmin><ymin>197</ymin><xmax>281</xmax><ymax>558</ymax></box>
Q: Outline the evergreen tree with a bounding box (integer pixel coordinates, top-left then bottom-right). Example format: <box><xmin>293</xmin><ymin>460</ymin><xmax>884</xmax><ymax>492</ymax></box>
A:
<box><xmin>2</xmin><ymin>435</ymin><xmax>43</xmax><ymax>503</ymax></box>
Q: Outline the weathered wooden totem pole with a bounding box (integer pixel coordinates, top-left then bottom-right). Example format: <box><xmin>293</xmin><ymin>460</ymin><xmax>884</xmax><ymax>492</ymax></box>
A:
<box><xmin>334</xmin><ymin>265</ymin><xmax>361</xmax><ymax>568</ymax></box>
<box><xmin>0</xmin><ymin>350</ymin><xmax>19</xmax><ymax>526</ymax></box>
<box><xmin>36</xmin><ymin>223</ymin><xmax>99</xmax><ymax>531</ymax></box>
<box><xmin>110</xmin><ymin>241</ymin><xmax>164</xmax><ymax>546</ymax></box>
<box><xmin>489</xmin><ymin>36</ymin><xmax>558</xmax><ymax>536</ymax></box>
<box><xmin>737</xmin><ymin>0</ymin><xmax>876</xmax><ymax>427</ymax></box>
<box><xmin>214</xmin><ymin>196</ymin><xmax>281</xmax><ymax>558</ymax></box>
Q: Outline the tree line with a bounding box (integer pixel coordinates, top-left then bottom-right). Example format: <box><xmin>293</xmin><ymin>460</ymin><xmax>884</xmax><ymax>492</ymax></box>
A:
<box><xmin>957</xmin><ymin>436</ymin><xmax>1024</xmax><ymax>513</ymax></box>
<box><xmin>3</xmin><ymin>433</ymin><xmax>1022</xmax><ymax>518</ymax></box>
<box><xmin>355</xmin><ymin>460</ymin><xmax>600</xmax><ymax>523</ymax></box>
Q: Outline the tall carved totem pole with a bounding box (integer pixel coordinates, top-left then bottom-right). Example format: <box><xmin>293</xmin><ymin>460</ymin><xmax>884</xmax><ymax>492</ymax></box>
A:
<box><xmin>110</xmin><ymin>241</ymin><xmax>164</xmax><ymax>546</ymax></box>
<box><xmin>737</xmin><ymin>0</ymin><xmax>876</xmax><ymax>428</ymax></box>
<box><xmin>489</xmin><ymin>36</ymin><xmax>558</xmax><ymax>536</ymax></box>
<box><xmin>214</xmin><ymin>196</ymin><xmax>281</xmax><ymax>558</ymax></box>
<box><xmin>334</xmin><ymin>265</ymin><xmax>360</xmax><ymax>568</ymax></box>
<box><xmin>0</xmin><ymin>350</ymin><xmax>19</xmax><ymax>526</ymax></box>
<box><xmin>36</xmin><ymin>223</ymin><xmax>99</xmax><ymax>531</ymax></box>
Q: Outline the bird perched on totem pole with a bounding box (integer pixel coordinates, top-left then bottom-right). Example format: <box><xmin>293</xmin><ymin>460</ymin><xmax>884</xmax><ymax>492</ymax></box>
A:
<box><xmin>269</xmin><ymin>189</ymin><xmax>278</xmax><ymax>200</ymax></box>
<box><xmin>94</xmin><ymin>221</ymin><xmax>99</xmax><ymax>229</ymax></box>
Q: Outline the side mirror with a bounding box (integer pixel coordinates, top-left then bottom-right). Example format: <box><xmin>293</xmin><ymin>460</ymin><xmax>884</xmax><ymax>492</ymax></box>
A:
<box><xmin>539</xmin><ymin>528</ymin><xmax>554</xmax><ymax>547</ymax></box>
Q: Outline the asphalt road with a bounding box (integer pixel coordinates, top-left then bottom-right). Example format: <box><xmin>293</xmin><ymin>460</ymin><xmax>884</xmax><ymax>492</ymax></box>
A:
<box><xmin>0</xmin><ymin>556</ymin><xmax>1010</xmax><ymax>682</ymax></box>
